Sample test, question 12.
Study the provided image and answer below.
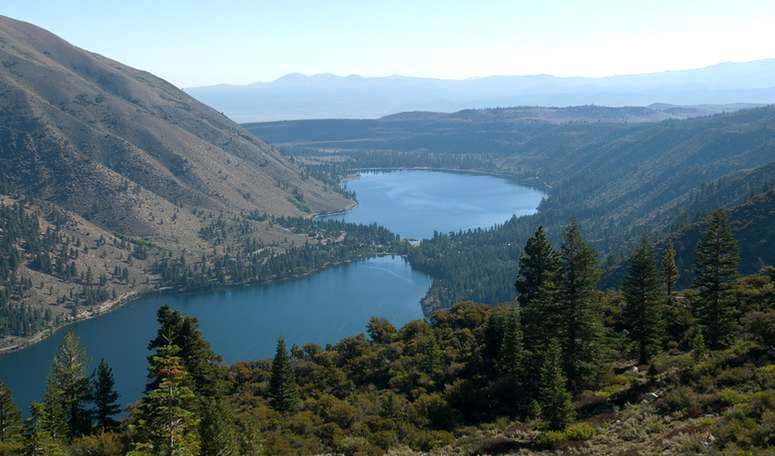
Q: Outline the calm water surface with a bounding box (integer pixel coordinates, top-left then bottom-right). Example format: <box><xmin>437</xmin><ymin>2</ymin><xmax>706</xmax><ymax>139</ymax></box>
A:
<box><xmin>320</xmin><ymin>170</ymin><xmax>544</xmax><ymax>239</ymax></box>
<box><xmin>0</xmin><ymin>257</ymin><xmax>429</xmax><ymax>411</ymax></box>
<box><xmin>0</xmin><ymin>170</ymin><xmax>542</xmax><ymax>411</ymax></box>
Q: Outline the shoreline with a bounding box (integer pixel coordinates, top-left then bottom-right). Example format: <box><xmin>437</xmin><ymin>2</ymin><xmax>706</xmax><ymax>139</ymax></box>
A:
<box><xmin>1</xmin><ymin>167</ymin><xmax>546</xmax><ymax>356</ymax></box>
<box><xmin>312</xmin><ymin>199</ymin><xmax>359</xmax><ymax>219</ymax></box>
<box><xmin>0</xmin><ymin>288</ymin><xmax>150</xmax><ymax>355</ymax></box>
<box><xmin>0</xmin><ymin>249</ymin><xmax>409</xmax><ymax>356</ymax></box>
<box><xmin>348</xmin><ymin>166</ymin><xmax>551</xmax><ymax>192</ymax></box>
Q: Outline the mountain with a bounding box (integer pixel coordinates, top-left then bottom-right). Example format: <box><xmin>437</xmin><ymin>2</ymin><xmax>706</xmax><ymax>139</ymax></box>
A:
<box><xmin>0</xmin><ymin>16</ymin><xmax>348</xmax><ymax>230</ymax></box>
<box><xmin>245</xmin><ymin>106</ymin><xmax>775</xmax><ymax>311</ymax></box>
<box><xmin>0</xmin><ymin>16</ymin><xmax>350</xmax><ymax>349</ymax></box>
<box><xmin>382</xmin><ymin>103</ymin><xmax>762</xmax><ymax>123</ymax></box>
<box><xmin>662</xmin><ymin>187</ymin><xmax>775</xmax><ymax>289</ymax></box>
<box><xmin>187</xmin><ymin>60</ymin><xmax>775</xmax><ymax>121</ymax></box>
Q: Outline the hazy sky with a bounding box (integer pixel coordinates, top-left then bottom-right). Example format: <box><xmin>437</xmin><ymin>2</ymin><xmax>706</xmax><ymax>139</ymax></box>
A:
<box><xmin>2</xmin><ymin>0</ymin><xmax>774</xmax><ymax>88</ymax></box>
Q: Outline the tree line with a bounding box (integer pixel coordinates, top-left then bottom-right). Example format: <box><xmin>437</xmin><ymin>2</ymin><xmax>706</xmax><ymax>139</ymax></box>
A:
<box><xmin>0</xmin><ymin>210</ymin><xmax>770</xmax><ymax>454</ymax></box>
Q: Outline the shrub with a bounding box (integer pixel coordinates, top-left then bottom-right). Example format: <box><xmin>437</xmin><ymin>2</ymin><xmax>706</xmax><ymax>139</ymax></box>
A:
<box><xmin>716</xmin><ymin>366</ymin><xmax>754</xmax><ymax>387</ymax></box>
<box><xmin>751</xmin><ymin>409</ymin><xmax>775</xmax><ymax>448</ymax></box>
<box><xmin>410</xmin><ymin>430</ymin><xmax>454</xmax><ymax>452</ymax></box>
<box><xmin>706</xmin><ymin>388</ymin><xmax>747</xmax><ymax>412</ymax></box>
<box><xmin>70</xmin><ymin>432</ymin><xmax>125</xmax><ymax>456</ymax></box>
<box><xmin>0</xmin><ymin>441</ymin><xmax>25</xmax><ymax>456</ymax></box>
<box><xmin>534</xmin><ymin>422</ymin><xmax>595</xmax><ymax>449</ymax></box>
<box><xmin>757</xmin><ymin>364</ymin><xmax>775</xmax><ymax>389</ymax></box>
<box><xmin>535</xmin><ymin>430</ymin><xmax>567</xmax><ymax>449</ymax></box>
<box><xmin>564</xmin><ymin>422</ymin><xmax>596</xmax><ymax>441</ymax></box>
<box><xmin>313</xmin><ymin>394</ymin><xmax>357</xmax><ymax>428</ymax></box>
<box><xmin>658</xmin><ymin>386</ymin><xmax>701</xmax><ymax>417</ymax></box>
<box><xmin>337</xmin><ymin>435</ymin><xmax>379</xmax><ymax>456</ymax></box>
<box><xmin>747</xmin><ymin>391</ymin><xmax>775</xmax><ymax>418</ymax></box>
<box><xmin>315</xmin><ymin>422</ymin><xmax>344</xmax><ymax>448</ymax></box>
<box><xmin>742</xmin><ymin>310</ymin><xmax>775</xmax><ymax>345</ymax></box>
<box><xmin>413</xmin><ymin>393</ymin><xmax>460</xmax><ymax>430</ymax></box>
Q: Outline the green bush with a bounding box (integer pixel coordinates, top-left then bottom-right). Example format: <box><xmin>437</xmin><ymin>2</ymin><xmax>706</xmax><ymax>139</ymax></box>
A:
<box><xmin>69</xmin><ymin>432</ymin><xmax>124</xmax><ymax>456</ymax></box>
<box><xmin>716</xmin><ymin>366</ymin><xmax>754</xmax><ymax>387</ymax></box>
<box><xmin>741</xmin><ymin>309</ymin><xmax>775</xmax><ymax>345</ymax></box>
<box><xmin>413</xmin><ymin>393</ymin><xmax>460</xmax><ymax>430</ymax></box>
<box><xmin>564</xmin><ymin>422</ymin><xmax>596</xmax><ymax>441</ymax></box>
<box><xmin>534</xmin><ymin>422</ymin><xmax>595</xmax><ymax>449</ymax></box>
<box><xmin>658</xmin><ymin>386</ymin><xmax>701</xmax><ymax>417</ymax></box>
<box><xmin>535</xmin><ymin>430</ymin><xmax>567</xmax><ymax>449</ymax></box>
<box><xmin>409</xmin><ymin>429</ymin><xmax>455</xmax><ymax>452</ymax></box>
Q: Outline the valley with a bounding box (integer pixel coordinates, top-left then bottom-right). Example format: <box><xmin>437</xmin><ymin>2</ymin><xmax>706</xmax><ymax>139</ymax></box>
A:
<box><xmin>245</xmin><ymin>106</ymin><xmax>775</xmax><ymax>311</ymax></box>
<box><xmin>0</xmin><ymin>8</ymin><xmax>772</xmax><ymax>456</ymax></box>
<box><xmin>0</xmin><ymin>169</ymin><xmax>542</xmax><ymax>414</ymax></box>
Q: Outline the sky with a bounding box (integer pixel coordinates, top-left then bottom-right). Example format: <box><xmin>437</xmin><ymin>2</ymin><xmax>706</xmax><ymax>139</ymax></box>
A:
<box><xmin>2</xmin><ymin>0</ymin><xmax>775</xmax><ymax>88</ymax></box>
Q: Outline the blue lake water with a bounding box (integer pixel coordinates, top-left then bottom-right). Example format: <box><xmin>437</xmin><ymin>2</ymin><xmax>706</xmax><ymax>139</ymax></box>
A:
<box><xmin>0</xmin><ymin>170</ymin><xmax>542</xmax><ymax>412</ymax></box>
<box><xmin>320</xmin><ymin>170</ymin><xmax>544</xmax><ymax>239</ymax></box>
<box><xmin>0</xmin><ymin>256</ymin><xmax>429</xmax><ymax>412</ymax></box>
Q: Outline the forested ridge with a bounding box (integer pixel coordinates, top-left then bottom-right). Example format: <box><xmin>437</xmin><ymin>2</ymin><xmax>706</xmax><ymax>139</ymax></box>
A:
<box><xmin>154</xmin><ymin>216</ymin><xmax>405</xmax><ymax>292</ymax></box>
<box><xmin>245</xmin><ymin>106</ymin><xmax>775</xmax><ymax>311</ymax></box>
<box><xmin>1</xmin><ymin>214</ymin><xmax>772</xmax><ymax>455</ymax></box>
<box><xmin>0</xmin><ymin>199</ymin><xmax>148</xmax><ymax>341</ymax></box>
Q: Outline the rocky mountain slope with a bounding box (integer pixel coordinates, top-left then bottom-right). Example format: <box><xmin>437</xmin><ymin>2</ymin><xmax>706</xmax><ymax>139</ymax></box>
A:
<box><xmin>0</xmin><ymin>16</ymin><xmax>351</xmax><ymax>349</ymax></box>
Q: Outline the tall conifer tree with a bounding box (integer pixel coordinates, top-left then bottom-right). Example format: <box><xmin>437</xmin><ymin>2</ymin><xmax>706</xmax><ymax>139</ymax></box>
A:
<box><xmin>662</xmin><ymin>238</ymin><xmax>679</xmax><ymax>297</ymax></box>
<box><xmin>269</xmin><ymin>337</ymin><xmax>300</xmax><ymax>413</ymax></box>
<box><xmin>558</xmin><ymin>219</ymin><xmax>601</xmax><ymax>393</ymax></box>
<box><xmin>694</xmin><ymin>210</ymin><xmax>739</xmax><ymax>348</ymax></box>
<box><xmin>131</xmin><ymin>344</ymin><xmax>200</xmax><ymax>456</ymax></box>
<box><xmin>623</xmin><ymin>237</ymin><xmax>664</xmax><ymax>363</ymax></box>
<box><xmin>46</xmin><ymin>331</ymin><xmax>91</xmax><ymax>439</ymax></box>
<box><xmin>147</xmin><ymin>306</ymin><xmax>222</xmax><ymax>396</ymax></box>
<box><xmin>538</xmin><ymin>339</ymin><xmax>575</xmax><ymax>430</ymax></box>
<box><xmin>0</xmin><ymin>382</ymin><xmax>23</xmax><ymax>444</ymax></box>
<box><xmin>498</xmin><ymin>305</ymin><xmax>524</xmax><ymax>380</ymax></box>
<box><xmin>92</xmin><ymin>359</ymin><xmax>121</xmax><ymax>430</ymax></box>
<box><xmin>199</xmin><ymin>396</ymin><xmax>238</xmax><ymax>456</ymax></box>
<box><xmin>515</xmin><ymin>226</ymin><xmax>562</xmax><ymax>347</ymax></box>
<box><xmin>24</xmin><ymin>403</ymin><xmax>68</xmax><ymax>456</ymax></box>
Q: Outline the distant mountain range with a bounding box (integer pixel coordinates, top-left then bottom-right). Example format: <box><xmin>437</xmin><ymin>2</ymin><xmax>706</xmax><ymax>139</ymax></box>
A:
<box><xmin>187</xmin><ymin>60</ymin><xmax>775</xmax><ymax>121</ymax></box>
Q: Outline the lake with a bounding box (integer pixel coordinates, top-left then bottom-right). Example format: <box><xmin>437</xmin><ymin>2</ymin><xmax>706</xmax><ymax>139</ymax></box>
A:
<box><xmin>0</xmin><ymin>170</ymin><xmax>542</xmax><ymax>412</ymax></box>
<box><xmin>320</xmin><ymin>170</ymin><xmax>545</xmax><ymax>239</ymax></box>
<box><xmin>0</xmin><ymin>256</ymin><xmax>430</xmax><ymax>412</ymax></box>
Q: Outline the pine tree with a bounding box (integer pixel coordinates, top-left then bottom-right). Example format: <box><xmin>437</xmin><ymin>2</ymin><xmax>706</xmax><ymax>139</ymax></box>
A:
<box><xmin>199</xmin><ymin>396</ymin><xmax>238</xmax><ymax>456</ymax></box>
<box><xmin>132</xmin><ymin>344</ymin><xmax>200</xmax><ymax>456</ymax></box>
<box><xmin>420</xmin><ymin>333</ymin><xmax>444</xmax><ymax>381</ymax></box>
<box><xmin>0</xmin><ymin>382</ymin><xmax>23</xmax><ymax>444</ymax></box>
<box><xmin>694</xmin><ymin>210</ymin><xmax>739</xmax><ymax>348</ymax></box>
<box><xmin>23</xmin><ymin>403</ymin><xmax>68</xmax><ymax>456</ymax></box>
<box><xmin>515</xmin><ymin>226</ymin><xmax>562</xmax><ymax>347</ymax></box>
<box><xmin>692</xmin><ymin>329</ymin><xmax>706</xmax><ymax>361</ymax></box>
<box><xmin>498</xmin><ymin>305</ymin><xmax>524</xmax><ymax>380</ymax></box>
<box><xmin>662</xmin><ymin>238</ymin><xmax>679</xmax><ymax>297</ymax></box>
<box><xmin>483</xmin><ymin>310</ymin><xmax>507</xmax><ymax>371</ymax></box>
<box><xmin>147</xmin><ymin>306</ymin><xmax>222</xmax><ymax>396</ymax></box>
<box><xmin>92</xmin><ymin>359</ymin><xmax>121</xmax><ymax>430</ymax></box>
<box><xmin>269</xmin><ymin>337</ymin><xmax>300</xmax><ymax>412</ymax></box>
<box><xmin>538</xmin><ymin>339</ymin><xmax>575</xmax><ymax>430</ymax></box>
<box><xmin>177</xmin><ymin>317</ymin><xmax>222</xmax><ymax>396</ymax></box>
<box><xmin>39</xmin><ymin>379</ymin><xmax>68</xmax><ymax>441</ymax></box>
<box><xmin>46</xmin><ymin>331</ymin><xmax>91</xmax><ymax>439</ymax></box>
<box><xmin>558</xmin><ymin>218</ymin><xmax>601</xmax><ymax>393</ymax></box>
<box><xmin>623</xmin><ymin>237</ymin><xmax>664</xmax><ymax>364</ymax></box>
